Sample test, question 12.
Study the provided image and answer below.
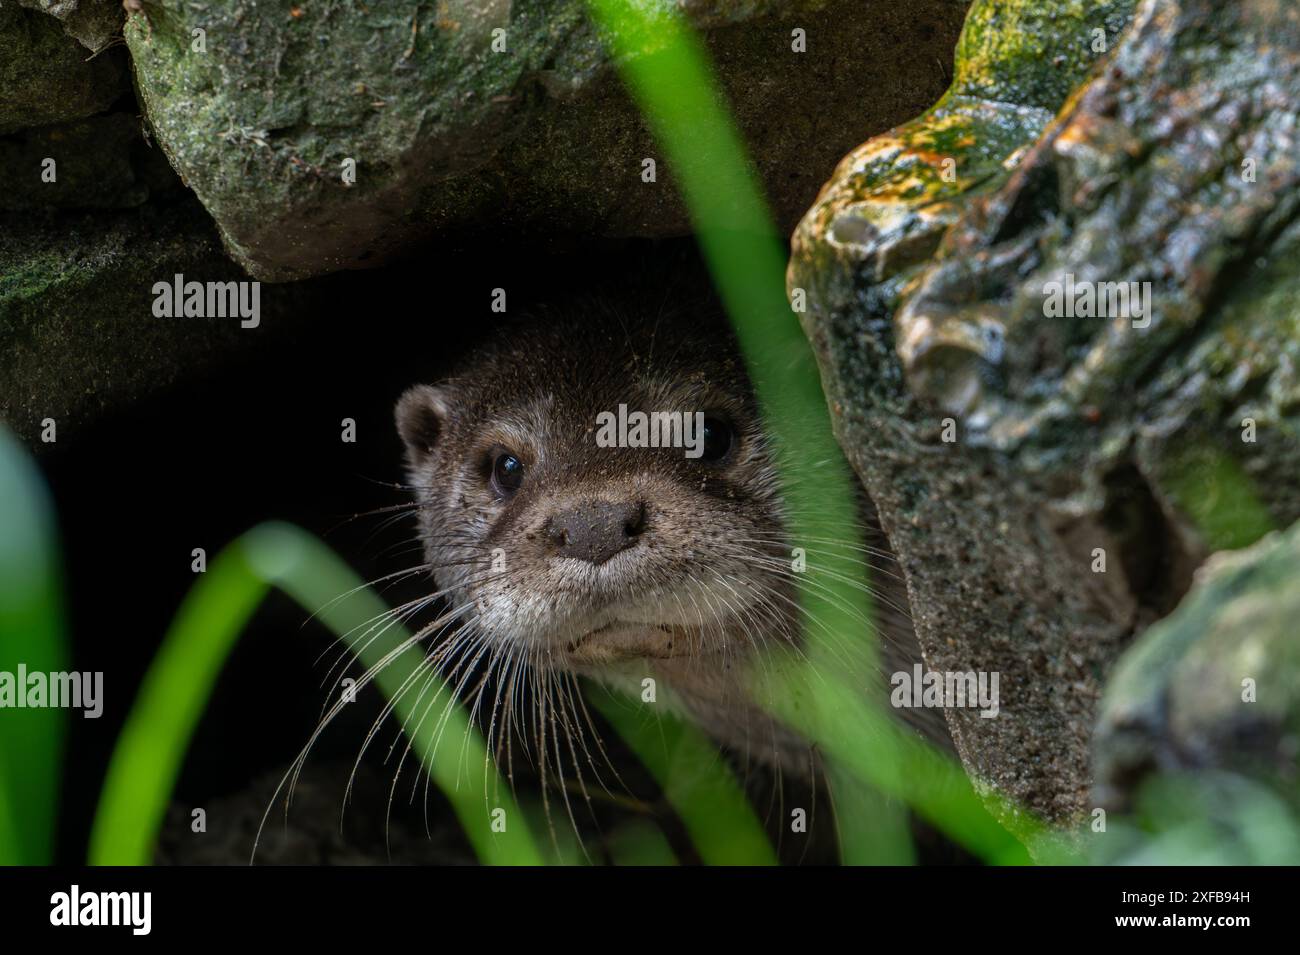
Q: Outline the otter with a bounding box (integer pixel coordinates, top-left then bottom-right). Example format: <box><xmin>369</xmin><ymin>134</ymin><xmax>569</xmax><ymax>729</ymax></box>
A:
<box><xmin>393</xmin><ymin>301</ymin><xmax>930</xmax><ymax>781</ymax></box>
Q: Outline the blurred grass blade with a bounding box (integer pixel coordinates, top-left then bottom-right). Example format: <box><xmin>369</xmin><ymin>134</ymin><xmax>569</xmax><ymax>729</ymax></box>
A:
<box><xmin>239</xmin><ymin>523</ymin><xmax>543</xmax><ymax>865</ymax></box>
<box><xmin>827</xmin><ymin>763</ymin><xmax>915</xmax><ymax>865</ymax></box>
<box><xmin>586</xmin><ymin>0</ymin><xmax>911</xmax><ymax>866</ymax></box>
<box><xmin>585</xmin><ymin>0</ymin><xmax>1062</xmax><ymax>864</ymax></box>
<box><xmin>90</xmin><ymin>521</ymin><xmax>543</xmax><ymax>865</ymax></box>
<box><xmin>769</xmin><ymin>671</ymin><xmax>1042</xmax><ymax>865</ymax></box>
<box><xmin>591</xmin><ymin>687</ymin><xmax>776</xmax><ymax>865</ymax></box>
<box><xmin>605</xmin><ymin>818</ymin><xmax>679</xmax><ymax>866</ymax></box>
<box><xmin>0</xmin><ymin>427</ymin><xmax>69</xmax><ymax>865</ymax></box>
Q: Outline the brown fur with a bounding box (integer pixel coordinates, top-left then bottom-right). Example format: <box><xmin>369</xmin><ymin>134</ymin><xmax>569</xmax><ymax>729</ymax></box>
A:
<box><xmin>395</xmin><ymin>301</ymin><xmax>935</xmax><ymax>779</ymax></box>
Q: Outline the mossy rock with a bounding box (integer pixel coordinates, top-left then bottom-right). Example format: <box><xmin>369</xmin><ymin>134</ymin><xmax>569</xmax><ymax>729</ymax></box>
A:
<box><xmin>125</xmin><ymin>0</ymin><xmax>969</xmax><ymax>280</ymax></box>
<box><xmin>1095</xmin><ymin>520</ymin><xmax>1300</xmax><ymax>802</ymax></box>
<box><xmin>789</xmin><ymin>0</ymin><xmax>1299</xmax><ymax>824</ymax></box>
<box><xmin>0</xmin><ymin>203</ymin><xmax>316</xmax><ymax>446</ymax></box>
<box><xmin>792</xmin><ymin>0</ymin><xmax>1133</xmax><ymax>310</ymax></box>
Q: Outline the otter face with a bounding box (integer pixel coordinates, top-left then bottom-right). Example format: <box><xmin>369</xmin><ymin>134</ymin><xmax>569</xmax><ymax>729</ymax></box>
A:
<box><xmin>395</xmin><ymin>312</ymin><xmax>797</xmax><ymax>673</ymax></box>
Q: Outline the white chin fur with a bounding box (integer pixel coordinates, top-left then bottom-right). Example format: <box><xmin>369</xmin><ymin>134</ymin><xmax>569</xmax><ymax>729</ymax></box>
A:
<box><xmin>472</xmin><ymin>580</ymin><xmax>761</xmax><ymax>665</ymax></box>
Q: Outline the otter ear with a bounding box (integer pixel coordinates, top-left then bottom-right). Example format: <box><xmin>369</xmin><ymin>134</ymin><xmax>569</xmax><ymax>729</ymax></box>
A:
<box><xmin>395</xmin><ymin>385</ymin><xmax>450</xmax><ymax>464</ymax></box>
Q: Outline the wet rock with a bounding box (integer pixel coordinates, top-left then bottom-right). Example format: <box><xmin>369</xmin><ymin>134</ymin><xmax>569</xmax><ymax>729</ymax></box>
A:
<box><xmin>790</xmin><ymin>0</ymin><xmax>1299</xmax><ymax>824</ymax></box>
<box><xmin>793</xmin><ymin>0</ymin><xmax>1135</xmax><ymax>313</ymax></box>
<box><xmin>0</xmin><ymin>2</ymin><xmax>126</xmax><ymax>134</ymax></box>
<box><xmin>125</xmin><ymin>0</ymin><xmax>968</xmax><ymax>280</ymax></box>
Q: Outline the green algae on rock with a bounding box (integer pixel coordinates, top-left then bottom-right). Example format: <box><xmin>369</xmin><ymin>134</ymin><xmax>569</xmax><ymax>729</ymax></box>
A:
<box><xmin>124</xmin><ymin>0</ymin><xmax>968</xmax><ymax>280</ymax></box>
<box><xmin>886</xmin><ymin>0</ymin><xmax>1299</xmax><ymax>555</ymax></box>
<box><xmin>792</xmin><ymin>0</ymin><xmax>1135</xmax><ymax>316</ymax></box>
<box><xmin>794</xmin><ymin>0</ymin><xmax>1284</xmax><ymax>826</ymax></box>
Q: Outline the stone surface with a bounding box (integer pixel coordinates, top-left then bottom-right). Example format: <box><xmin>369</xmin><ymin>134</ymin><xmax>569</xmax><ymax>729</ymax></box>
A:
<box><xmin>0</xmin><ymin>2</ymin><xmax>126</xmax><ymax>134</ymax></box>
<box><xmin>125</xmin><ymin>0</ymin><xmax>969</xmax><ymax>281</ymax></box>
<box><xmin>1094</xmin><ymin>520</ymin><xmax>1300</xmax><ymax>809</ymax></box>
<box><xmin>0</xmin><ymin>203</ymin><xmax>315</xmax><ymax>446</ymax></box>
<box><xmin>15</xmin><ymin>0</ymin><xmax>124</xmax><ymax>53</ymax></box>
<box><xmin>789</xmin><ymin>0</ymin><xmax>1299</xmax><ymax>824</ymax></box>
<box><xmin>1090</xmin><ymin>521</ymin><xmax>1300</xmax><ymax>863</ymax></box>
<box><xmin>0</xmin><ymin>113</ymin><xmax>182</xmax><ymax>210</ymax></box>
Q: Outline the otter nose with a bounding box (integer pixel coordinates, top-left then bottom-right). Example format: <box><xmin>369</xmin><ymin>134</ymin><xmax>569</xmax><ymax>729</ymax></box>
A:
<box><xmin>546</xmin><ymin>500</ymin><xmax>646</xmax><ymax>564</ymax></box>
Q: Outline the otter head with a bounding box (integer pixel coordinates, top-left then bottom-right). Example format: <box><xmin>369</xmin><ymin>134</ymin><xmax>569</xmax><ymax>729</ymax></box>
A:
<box><xmin>394</xmin><ymin>310</ymin><xmax>797</xmax><ymax>676</ymax></box>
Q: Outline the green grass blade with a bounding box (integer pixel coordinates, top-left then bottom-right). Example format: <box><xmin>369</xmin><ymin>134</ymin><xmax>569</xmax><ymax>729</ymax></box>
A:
<box><xmin>89</xmin><ymin>521</ymin><xmax>543</xmax><ymax>865</ymax></box>
<box><xmin>605</xmin><ymin>818</ymin><xmax>679</xmax><ymax>866</ymax></box>
<box><xmin>584</xmin><ymin>0</ymin><xmax>1046</xmax><ymax>863</ymax></box>
<box><xmin>591</xmin><ymin>688</ymin><xmax>776</xmax><ymax>866</ymax></box>
<box><xmin>87</xmin><ymin>541</ymin><xmax>271</xmax><ymax>865</ymax></box>
<box><xmin>585</xmin><ymin>0</ymin><xmax>909</xmax><ymax>865</ymax></box>
<box><xmin>0</xmin><ymin>427</ymin><xmax>69</xmax><ymax>865</ymax></box>
<box><xmin>239</xmin><ymin>522</ymin><xmax>543</xmax><ymax>865</ymax></box>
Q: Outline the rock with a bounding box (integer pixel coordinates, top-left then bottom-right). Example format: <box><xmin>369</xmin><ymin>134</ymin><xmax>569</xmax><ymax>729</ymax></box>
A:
<box><xmin>1091</xmin><ymin>522</ymin><xmax>1300</xmax><ymax>863</ymax></box>
<box><xmin>0</xmin><ymin>203</ymin><xmax>315</xmax><ymax>446</ymax></box>
<box><xmin>15</xmin><ymin>0</ymin><xmax>124</xmax><ymax>53</ymax></box>
<box><xmin>156</xmin><ymin>761</ymin><xmax>477</xmax><ymax>866</ymax></box>
<box><xmin>1095</xmin><ymin>520</ymin><xmax>1300</xmax><ymax>805</ymax></box>
<box><xmin>0</xmin><ymin>2</ymin><xmax>126</xmax><ymax>134</ymax></box>
<box><xmin>0</xmin><ymin>113</ymin><xmax>183</xmax><ymax>210</ymax></box>
<box><xmin>789</xmin><ymin>0</ymin><xmax>1299</xmax><ymax>824</ymax></box>
<box><xmin>125</xmin><ymin>0</ymin><xmax>968</xmax><ymax>281</ymax></box>
<box><xmin>792</xmin><ymin>0</ymin><xmax>1135</xmax><ymax>307</ymax></box>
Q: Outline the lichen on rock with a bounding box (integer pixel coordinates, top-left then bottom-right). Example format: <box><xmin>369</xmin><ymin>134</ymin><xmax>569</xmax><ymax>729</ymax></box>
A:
<box><xmin>790</xmin><ymin>0</ymin><xmax>1299</xmax><ymax>824</ymax></box>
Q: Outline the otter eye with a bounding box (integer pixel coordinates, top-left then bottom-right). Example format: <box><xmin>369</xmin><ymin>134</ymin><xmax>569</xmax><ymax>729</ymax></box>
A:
<box><xmin>700</xmin><ymin>415</ymin><xmax>734</xmax><ymax>462</ymax></box>
<box><xmin>491</xmin><ymin>450</ymin><xmax>524</xmax><ymax>496</ymax></box>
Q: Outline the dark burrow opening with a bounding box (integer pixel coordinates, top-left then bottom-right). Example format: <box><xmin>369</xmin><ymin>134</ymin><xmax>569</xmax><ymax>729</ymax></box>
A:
<box><xmin>36</xmin><ymin>234</ymin><xmax>967</xmax><ymax>865</ymax></box>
